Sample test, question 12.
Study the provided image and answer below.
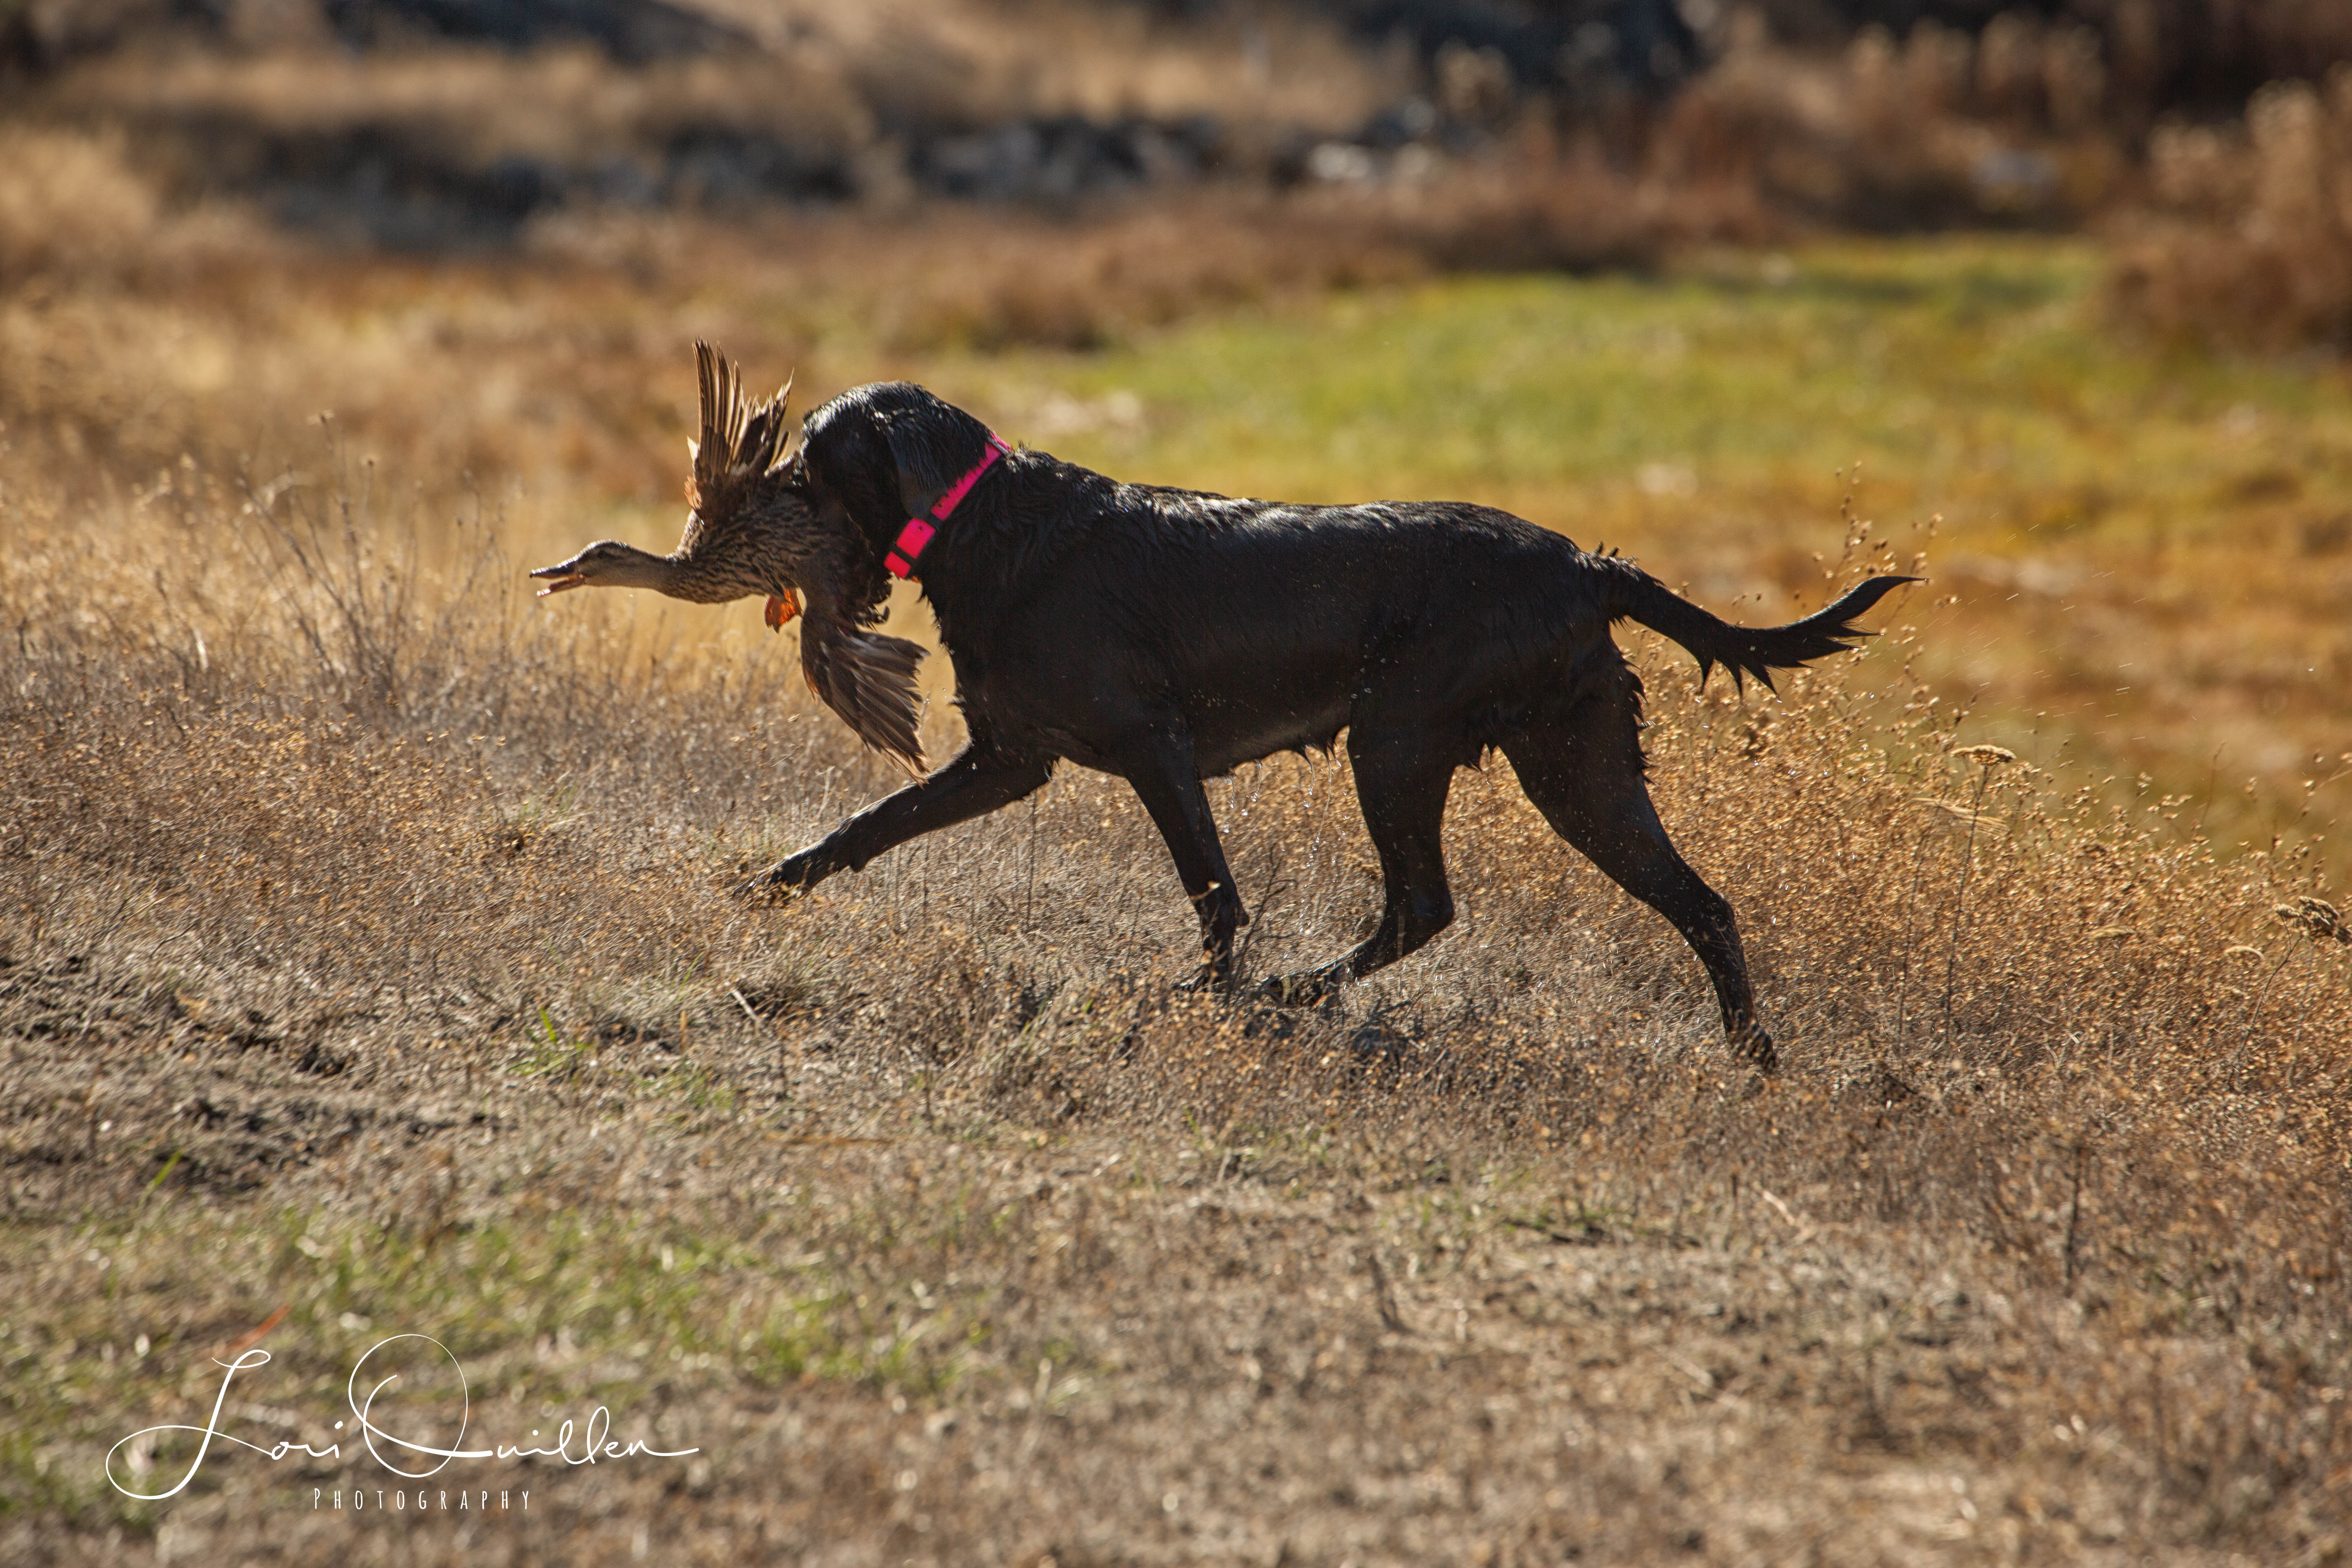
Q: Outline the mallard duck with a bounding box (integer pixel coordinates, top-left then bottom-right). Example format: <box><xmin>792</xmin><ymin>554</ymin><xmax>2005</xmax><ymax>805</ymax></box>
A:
<box><xmin>530</xmin><ymin>343</ymin><xmax>931</xmax><ymax>773</ymax></box>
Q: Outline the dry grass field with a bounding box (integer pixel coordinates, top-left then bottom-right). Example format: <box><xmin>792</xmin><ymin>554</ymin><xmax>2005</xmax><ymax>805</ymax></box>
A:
<box><xmin>4</xmin><ymin>446</ymin><xmax>2349</xmax><ymax>1564</ymax></box>
<box><xmin>5</xmin><ymin>26</ymin><xmax>2352</xmax><ymax>1561</ymax></box>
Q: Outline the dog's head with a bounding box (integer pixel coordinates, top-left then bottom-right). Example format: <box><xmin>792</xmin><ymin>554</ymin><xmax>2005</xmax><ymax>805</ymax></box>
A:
<box><xmin>796</xmin><ymin>381</ymin><xmax>1004</xmax><ymax>545</ymax></box>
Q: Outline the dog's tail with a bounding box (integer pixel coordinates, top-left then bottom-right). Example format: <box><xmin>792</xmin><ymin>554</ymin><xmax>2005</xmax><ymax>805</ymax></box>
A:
<box><xmin>1601</xmin><ymin>562</ymin><xmax>1918</xmax><ymax>692</ymax></box>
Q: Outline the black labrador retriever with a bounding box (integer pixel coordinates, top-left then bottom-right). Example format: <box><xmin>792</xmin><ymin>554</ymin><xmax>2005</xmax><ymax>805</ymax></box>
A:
<box><xmin>619</xmin><ymin>369</ymin><xmax>1911</xmax><ymax>1071</ymax></box>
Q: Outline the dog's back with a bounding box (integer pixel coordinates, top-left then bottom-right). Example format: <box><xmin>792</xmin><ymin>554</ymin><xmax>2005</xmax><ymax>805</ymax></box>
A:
<box><xmin>948</xmin><ymin>462</ymin><xmax>1626</xmax><ymax>775</ymax></box>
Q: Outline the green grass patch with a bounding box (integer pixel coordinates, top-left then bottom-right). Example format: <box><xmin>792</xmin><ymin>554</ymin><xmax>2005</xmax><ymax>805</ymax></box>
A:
<box><xmin>959</xmin><ymin>238</ymin><xmax>2352</xmax><ymax>548</ymax></box>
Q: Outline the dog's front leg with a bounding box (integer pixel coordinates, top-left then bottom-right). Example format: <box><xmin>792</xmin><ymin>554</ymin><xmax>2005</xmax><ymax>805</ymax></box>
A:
<box><xmin>735</xmin><ymin>745</ymin><xmax>1051</xmax><ymax>898</ymax></box>
<box><xmin>1118</xmin><ymin>726</ymin><xmax>1246</xmax><ymax>990</ymax></box>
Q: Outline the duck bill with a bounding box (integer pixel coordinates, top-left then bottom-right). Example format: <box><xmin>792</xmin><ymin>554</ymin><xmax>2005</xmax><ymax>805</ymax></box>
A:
<box><xmin>530</xmin><ymin>561</ymin><xmax>589</xmax><ymax>596</ymax></box>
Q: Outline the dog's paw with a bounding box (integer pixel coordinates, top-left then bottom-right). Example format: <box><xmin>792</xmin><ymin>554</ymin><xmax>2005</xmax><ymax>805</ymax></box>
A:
<box><xmin>733</xmin><ymin>861</ymin><xmax>816</xmax><ymax>903</ymax></box>
<box><xmin>1730</xmin><ymin>1021</ymin><xmax>1780</xmax><ymax>1076</ymax></box>
<box><xmin>1256</xmin><ymin>970</ymin><xmax>1339</xmax><ymax>1008</ymax></box>
<box><xmin>1173</xmin><ymin>957</ymin><xmax>1236</xmax><ymax>996</ymax></box>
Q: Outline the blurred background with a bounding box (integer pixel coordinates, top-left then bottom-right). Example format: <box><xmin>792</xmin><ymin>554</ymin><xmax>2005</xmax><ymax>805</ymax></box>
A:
<box><xmin>4</xmin><ymin>0</ymin><xmax>2348</xmax><ymax>869</ymax></box>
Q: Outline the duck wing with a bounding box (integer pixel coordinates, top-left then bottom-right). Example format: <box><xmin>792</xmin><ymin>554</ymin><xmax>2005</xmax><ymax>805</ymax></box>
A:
<box><xmin>800</xmin><ymin>609</ymin><xmax>928</xmax><ymax>776</ymax></box>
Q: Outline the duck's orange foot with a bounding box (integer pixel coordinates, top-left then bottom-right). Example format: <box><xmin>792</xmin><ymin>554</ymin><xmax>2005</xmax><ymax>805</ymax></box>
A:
<box><xmin>764</xmin><ymin>590</ymin><xmax>801</xmax><ymax>631</ymax></box>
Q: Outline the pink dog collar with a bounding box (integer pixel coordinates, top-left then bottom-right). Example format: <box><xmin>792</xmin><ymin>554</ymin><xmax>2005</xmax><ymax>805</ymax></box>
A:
<box><xmin>886</xmin><ymin>434</ymin><xmax>1010</xmax><ymax>579</ymax></box>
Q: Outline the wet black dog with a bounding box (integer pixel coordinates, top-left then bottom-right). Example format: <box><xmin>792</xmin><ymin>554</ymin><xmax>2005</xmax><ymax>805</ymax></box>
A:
<box><xmin>746</xmin><ymin>380</ymin><xmax>1912</xmax><ymax>1071</ymax></box>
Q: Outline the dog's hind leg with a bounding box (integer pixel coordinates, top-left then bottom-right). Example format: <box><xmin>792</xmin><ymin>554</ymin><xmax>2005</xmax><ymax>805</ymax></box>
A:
<box><xmin>1265</xmin><ymin>726</ymin><xmax>1457</xmax><ymax>1005</ymax></box>
<box><xmin>1503</xmin><ymin>682</ymin><xmax>1779</xmax><ymax>1074</ymax></box>
<box><xmin>1118</xmin><ymin>725</ymin><xmax>1249</xmax><ymax>989</ymax></box>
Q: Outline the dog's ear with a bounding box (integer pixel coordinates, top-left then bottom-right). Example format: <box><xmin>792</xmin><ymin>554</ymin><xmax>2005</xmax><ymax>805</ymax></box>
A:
<box><xmin>881</xmin><ymin>402</ymin><xmax>987</xmax><ymax>523</ymax></box>
<box><xmin>799</xmin><ymin>384</ymin><xmax>992</xmax><ymax>538</ymax></box>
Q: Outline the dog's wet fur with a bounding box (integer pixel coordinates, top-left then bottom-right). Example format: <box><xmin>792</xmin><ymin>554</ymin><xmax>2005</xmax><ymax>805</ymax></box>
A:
<box><xmin>748</xmin><ymin>380</ymin><xmax>1914</xmax><ymax>1071</ymax></box>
